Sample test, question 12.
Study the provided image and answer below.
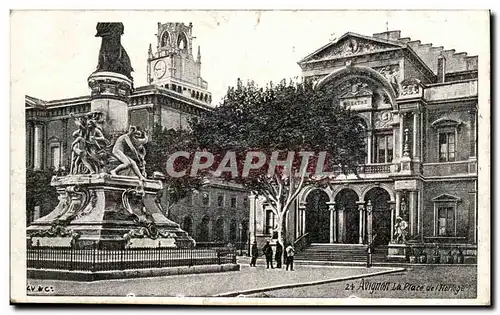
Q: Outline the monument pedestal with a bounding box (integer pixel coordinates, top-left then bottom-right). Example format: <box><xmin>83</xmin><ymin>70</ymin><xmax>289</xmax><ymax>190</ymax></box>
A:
<box><xmin>387</xmin><ymin>242</ymin><xmax>408</xmax><ymax>262</ymax></box>
<box><xmin>27</xmin><ymin>174</ymin><xmax>195</xmax><ymax>249</ymax></box>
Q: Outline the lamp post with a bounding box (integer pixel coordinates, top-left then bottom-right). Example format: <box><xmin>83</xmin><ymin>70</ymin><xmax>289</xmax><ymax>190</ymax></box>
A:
<box><xmin>366</xmin><ymin>200</ymin><xmax>373</xmax><ymax>268</ymax></box>
<box><xmin>238</xmin><ymin>223</ymin><xmax>243</xmax><ymax>256</ymax></box>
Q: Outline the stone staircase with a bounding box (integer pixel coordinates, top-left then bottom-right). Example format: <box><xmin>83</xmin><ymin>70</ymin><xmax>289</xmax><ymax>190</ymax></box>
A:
<box><xmin>294</xmin><ymin>243</ymin><xmax>388</xmax><ymax>263</ymax></box>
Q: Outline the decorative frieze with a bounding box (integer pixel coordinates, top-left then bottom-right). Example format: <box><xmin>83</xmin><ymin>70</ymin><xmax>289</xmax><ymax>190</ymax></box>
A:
<box><xmin>88</xmin><ymin>71</ymin><xmax>133</xmax><ymax>102</ymax></box>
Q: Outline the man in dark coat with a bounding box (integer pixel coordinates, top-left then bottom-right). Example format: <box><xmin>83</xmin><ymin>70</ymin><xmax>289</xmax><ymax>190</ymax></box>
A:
<box><xmin>250</xmin><ymin>241</ymin><xmax>258</xmax><ymax>267</ymax></box>
<box><xmin>262</xmin><ymin>241</ymin><xmax>274</xmax><ymax>269</ymax></box>
<box><xmin>275</xmin><ymin>241</ymin><xmax>283</xmax><ymax>268</ymax></box>
<box><xmin>285</xmin><ymin>243</ymin><xmax>296</xmax><ymax>271</ymax></box>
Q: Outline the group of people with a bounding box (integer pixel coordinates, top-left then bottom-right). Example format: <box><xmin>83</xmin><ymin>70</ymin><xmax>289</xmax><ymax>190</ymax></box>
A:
<box><xmin>250</xmin><ymin>240</ymin><xmax>296</xmax><ymax>271</ymax></box>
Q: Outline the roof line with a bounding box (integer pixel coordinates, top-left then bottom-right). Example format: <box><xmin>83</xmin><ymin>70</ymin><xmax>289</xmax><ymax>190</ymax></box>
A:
<box><xmin>297</xmin><ymin>31</ymin><xmax>405</xmax><ymax>64</ymax></box>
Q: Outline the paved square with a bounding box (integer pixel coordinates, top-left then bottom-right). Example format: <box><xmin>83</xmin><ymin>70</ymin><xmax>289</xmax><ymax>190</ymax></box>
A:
<box><xmin>27</xmin><ymin>262</ymin><xmax>402</xmax><ymax>297</ymax></box>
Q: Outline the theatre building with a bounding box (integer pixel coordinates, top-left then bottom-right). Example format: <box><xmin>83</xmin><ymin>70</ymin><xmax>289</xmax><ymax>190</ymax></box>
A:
<box><xmin>250</xmin><ymin>30</ymin><xmax>478</xmax><ymax>262</ymax></box>
<box><xmin>25</xmin><ymin>22</ymin><xmax>249</xmax><ymax>247</ymax></box>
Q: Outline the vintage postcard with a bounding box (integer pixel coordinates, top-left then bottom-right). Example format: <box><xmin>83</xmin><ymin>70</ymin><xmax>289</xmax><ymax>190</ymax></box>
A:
<box><xmin>10</xmin><ymin>10</ymin><xmax>490</xmax><ymax>305</ymax></box>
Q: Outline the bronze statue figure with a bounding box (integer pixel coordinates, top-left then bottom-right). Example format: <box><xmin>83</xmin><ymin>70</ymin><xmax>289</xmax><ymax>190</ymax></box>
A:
<box><xmin>94</xmin><ymin>22</ymin><xmax>134</xmax><ymax>79</ymax></box>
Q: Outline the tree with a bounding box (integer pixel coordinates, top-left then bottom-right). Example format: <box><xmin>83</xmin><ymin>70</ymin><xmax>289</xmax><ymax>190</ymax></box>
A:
<box><xmin>190</xmin><ymin>79</ymin><xmax>366</xmax><ymax>247</ymax></box>
<box><xmin>145</xmin><ymin>124</ymin><xmax>206</xmax><ymax>216</ymax></box>
<box><xmin>26</xmin><ymin>168</ymin><xmax>59</xmax><ymax>225</ymax></box>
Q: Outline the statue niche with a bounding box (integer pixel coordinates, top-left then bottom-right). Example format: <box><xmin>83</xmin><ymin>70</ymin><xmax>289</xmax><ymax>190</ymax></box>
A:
<box><xmin>94</xmin><ymin>22</ymin><xmax>134</xmax><ymax>79</ymax></box>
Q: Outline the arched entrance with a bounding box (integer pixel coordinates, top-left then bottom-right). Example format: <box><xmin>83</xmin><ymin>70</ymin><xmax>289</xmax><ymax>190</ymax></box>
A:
<box><xmin>335</xmin><ymin>189</ymin><xmax>360</xmax><ymax>244</ymax></box>
<box><xmin>365</xmin><ymin>188</ymin><xmax>391</xmax><ymax>246</ymax></box>
<box><xmin>213</xmin><ymin>217</ymin><xmax>225</xmax><ymax>242</ymax></box>
<box><xmin>306</xmin><ymin>189</ymin><xmax>330</xmax><ymax>243</ymax></box>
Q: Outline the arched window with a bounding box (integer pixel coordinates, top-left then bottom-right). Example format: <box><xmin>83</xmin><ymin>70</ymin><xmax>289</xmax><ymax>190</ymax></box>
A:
<box><xmin>161</xmin><ymin>31</ymin><xmax>170</xmax><ymax>47</ymax></box>
<box><xmin>177</xmin><ymin>33</ymin><xmax>188</xmax><ymax>50</ymax></box>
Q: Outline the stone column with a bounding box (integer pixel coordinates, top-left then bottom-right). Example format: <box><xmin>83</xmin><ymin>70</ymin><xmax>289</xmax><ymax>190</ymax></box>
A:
<box><xmin>249</xmin><ymin>194</ymin><xmax>256</xmax><ymax>243</ymax></box>
<box><xmin>298</xmin><ymin>204</ymin><xmax>306</xmax><ymax>236</ymax></box>
<box><xmin>470</xmin><ymin>108</ymin><xmax>477</xmax><ymax>158</ymax></box>
<box><xmin>417</xmin><ymin>190</ymin><xmax>422</xmax><ymax>238</ymax></box>
<box><xmin>33</xmin><ymin>206</ymin><xmax>41</xmax><ymax>222</ymax></box>
<box><xmin>413</xmin><ymin>112</ymin><xmax>419</xmax><ymax>161</ymax></box>
<box><xmin>389</xmin><ymin>201</ymin><xmax>396</xmax><ymax>243</ymax></box>
<box><xmin>33</xmin><ymin>123</ymin><xmax>44</xmax><ymax>170</ymax></box>
<box><xmin>338</xmin><ymin>206</ymin><xmax>345</xmax><ymax>243</ymax></box>
<box><xmin>366</xmin><ymin>200</ymin><xmax>373</xmax><ymax>245</ymax></box>
<box><xmin>327</xmin><ymin>202</ymin><xmax>336</xmax><ymax>243</ymax></box>
<box><xmin>367</xmin><ymin>131</ymin><xmax>372</xmax><ymax>164</ymax></box>
<box><xmin>399</xmin><ymin>113</ymin><xmax>404</xmax><ymax>158</ymax></box>
<box><xmin>395</xmin><ymin>191</ymin><xmax>401</xmax><ymax>218</ymax></box>
<box><xmin>409</xmin><ymin>191</ymin><xmax>417</xmax><ymax>237</ymax></box>
<box><xmin>61</xmin><ymin>118</ymin><xmax>68</xmax><ymax>170</ymax></box>
<box><xmin>357</xmin><ymin>202</ymin><xmax>365</xmax><ymax>244</ymax></box>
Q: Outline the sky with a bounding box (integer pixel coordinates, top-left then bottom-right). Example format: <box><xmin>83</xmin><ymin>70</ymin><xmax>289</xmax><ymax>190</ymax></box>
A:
<box><xmin>11</xmin><ymin>10</ymin><xmax>489</xmax><ymax>105</ymax></box>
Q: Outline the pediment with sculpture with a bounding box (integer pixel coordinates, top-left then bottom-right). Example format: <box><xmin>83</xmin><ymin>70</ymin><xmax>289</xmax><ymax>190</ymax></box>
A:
<box><xmin>303</xmin><ymin>34</ymin><xmax>403</xmax><ymax>63</ymax></box>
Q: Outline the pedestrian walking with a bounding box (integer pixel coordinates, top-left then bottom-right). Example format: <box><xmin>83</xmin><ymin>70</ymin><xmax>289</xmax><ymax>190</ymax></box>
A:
<box><xmin>250</xmin><ymin>241</ymin><xmax>258</xmax><ymax>267</ymax></box>
<box><xmin>275</xmin><ymin>241</ymin><xmax>283</xmax><ymax>268</ymax></box>
<box><xmin>285</xmin><ymin>243</ymin><xmax>295</xmax><ymax>271</ymax></box>
<box><xmin>262</xmin><ymin>240</ymin><xmax>274</xmax><ymax>269</ymax></box>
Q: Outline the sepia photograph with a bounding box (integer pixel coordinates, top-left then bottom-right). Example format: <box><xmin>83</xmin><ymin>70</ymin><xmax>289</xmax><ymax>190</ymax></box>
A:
<box><xmin>9</xmin><ymin>9</ymin><xmax>490</xmax><ymax>305</ymax></box>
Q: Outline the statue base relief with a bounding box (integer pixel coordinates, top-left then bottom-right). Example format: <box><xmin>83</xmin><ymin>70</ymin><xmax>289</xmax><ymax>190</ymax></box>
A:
<box><xmin>27</xmin><ymin>173</ymin><xmax>196</xmax><ymax>249</ymax></box>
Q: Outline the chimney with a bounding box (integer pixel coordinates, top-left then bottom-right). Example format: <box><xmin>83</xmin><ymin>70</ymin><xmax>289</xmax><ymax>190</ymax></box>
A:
<box><xmin>373</xmin><ymin>30</ymin><xmax>401</xmax><ymax>41</ymax></box>
<box><xmin>437</xmin><ymin>54</ymin><xmax>446</xmax><ymax>83</ymax></box>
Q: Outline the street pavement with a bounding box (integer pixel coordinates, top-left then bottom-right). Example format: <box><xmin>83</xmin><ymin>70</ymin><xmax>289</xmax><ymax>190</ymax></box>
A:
<box><xmin>26</xmin><ymin>256</ymin><xmax>402</xmax><ymax>297</ymax></box>
<box><xmin>244</xmin><ymin>264</ymin><xmax>478</xmax><ymax>299</ymax></box>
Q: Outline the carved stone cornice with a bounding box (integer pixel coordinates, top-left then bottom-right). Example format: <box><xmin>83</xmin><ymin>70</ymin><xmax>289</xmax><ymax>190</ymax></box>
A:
<box><xmin>88</xmin><ymin>71</ymin><xmax>133</xmax><ymax>103</ymax></box>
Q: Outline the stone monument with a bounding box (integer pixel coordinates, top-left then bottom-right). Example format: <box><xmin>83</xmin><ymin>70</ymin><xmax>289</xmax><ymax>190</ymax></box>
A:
<box><xmin>27</xmin><ymin>22</ymin><xmax>195</xmax><ymax>249</ymax></box>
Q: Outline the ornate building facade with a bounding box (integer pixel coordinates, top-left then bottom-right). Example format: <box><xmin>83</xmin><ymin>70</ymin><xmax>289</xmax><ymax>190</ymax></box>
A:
<box><xmin>25</xmin><ymin>22</ymin><xmax>249</xmax><ymax>247</ymax></box>
<box><xmin>250</xmin><ymin>30</ymin><xmax>478</xmax><ymax>262</ymax></box>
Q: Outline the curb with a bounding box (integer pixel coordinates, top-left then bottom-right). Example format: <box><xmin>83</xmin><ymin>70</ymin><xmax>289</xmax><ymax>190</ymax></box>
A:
<box><xmin>28</xmin><ymin>264</ymin><xmax>240</xmax><ymax>281</ymax></box>
<box><xmin>293</xmin><ymin>260</ymin><xmax>478</xmax><ymax>268</ymax></box>
<box><xmin>214</xmin><ymin>267</ymin><xmax>406</xmax><ymax>297</ymax></box>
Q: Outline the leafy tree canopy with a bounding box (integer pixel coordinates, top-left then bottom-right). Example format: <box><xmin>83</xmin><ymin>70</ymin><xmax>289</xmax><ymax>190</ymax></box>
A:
<box><xmin>189</xmin><ymin>78</ymin><xmax>366</xmax><ymax>242</ymax></box>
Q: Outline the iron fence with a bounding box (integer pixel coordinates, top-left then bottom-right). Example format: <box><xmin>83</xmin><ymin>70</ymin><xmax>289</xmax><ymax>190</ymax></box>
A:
<box><xmin>27</xmin><ymin>246</ymin><xmax>237</xmax><ymax>272</ymax></box>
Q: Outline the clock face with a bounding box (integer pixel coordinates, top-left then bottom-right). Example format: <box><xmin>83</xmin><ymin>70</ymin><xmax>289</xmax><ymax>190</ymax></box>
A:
<box><xmin>153</xmin><ymin>60</ymin><xmax>167</xmax><ymax>78</ymax></box>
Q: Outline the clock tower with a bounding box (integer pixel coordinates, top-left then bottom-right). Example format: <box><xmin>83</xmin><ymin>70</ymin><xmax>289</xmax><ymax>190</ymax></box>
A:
<box><xmin>147</xmin><ymin>22</ymin><xmax>212</xmax><ymax>104</ymax></box>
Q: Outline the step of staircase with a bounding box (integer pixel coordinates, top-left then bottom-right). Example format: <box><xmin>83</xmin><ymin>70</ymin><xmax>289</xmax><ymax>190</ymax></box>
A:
<box><xmin>295</xmin><ymin>243</ymin><xmax>389</xmax><ymax>263</ymax></box>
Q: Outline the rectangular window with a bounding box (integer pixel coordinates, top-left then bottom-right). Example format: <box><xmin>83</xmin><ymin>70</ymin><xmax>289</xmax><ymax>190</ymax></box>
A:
<box><xmin>265</xmin><ymin>210</ymin><xmax>275</xmax><ymax>235</ymax></box>
<box><xmin>50</xmin><ymin>146</ymin><xmax>61</xmax><ymax>170</ymax></box>
<box><xmin>217</xmin><ymin>194</ymin><xmax>224</xmax><ymax>207</ymax></box>
<box><xmin>373</xmin><ymin>134</ymin><xmax>393</xmax><ymax>163</ymax></box>
<box><xmin>230</xmin><ymin>196</ymin><xmax>237</xmax><ymax>208</ymax></box>
<box><xmin>439</xmin><ymin>132</ymin><xmax>455</xmax><ymax>162</ymax></box>
<box><xmin>437</xmin><ymin>207</ymin><xmax>454</xmax><ymax>236</ymax></box>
